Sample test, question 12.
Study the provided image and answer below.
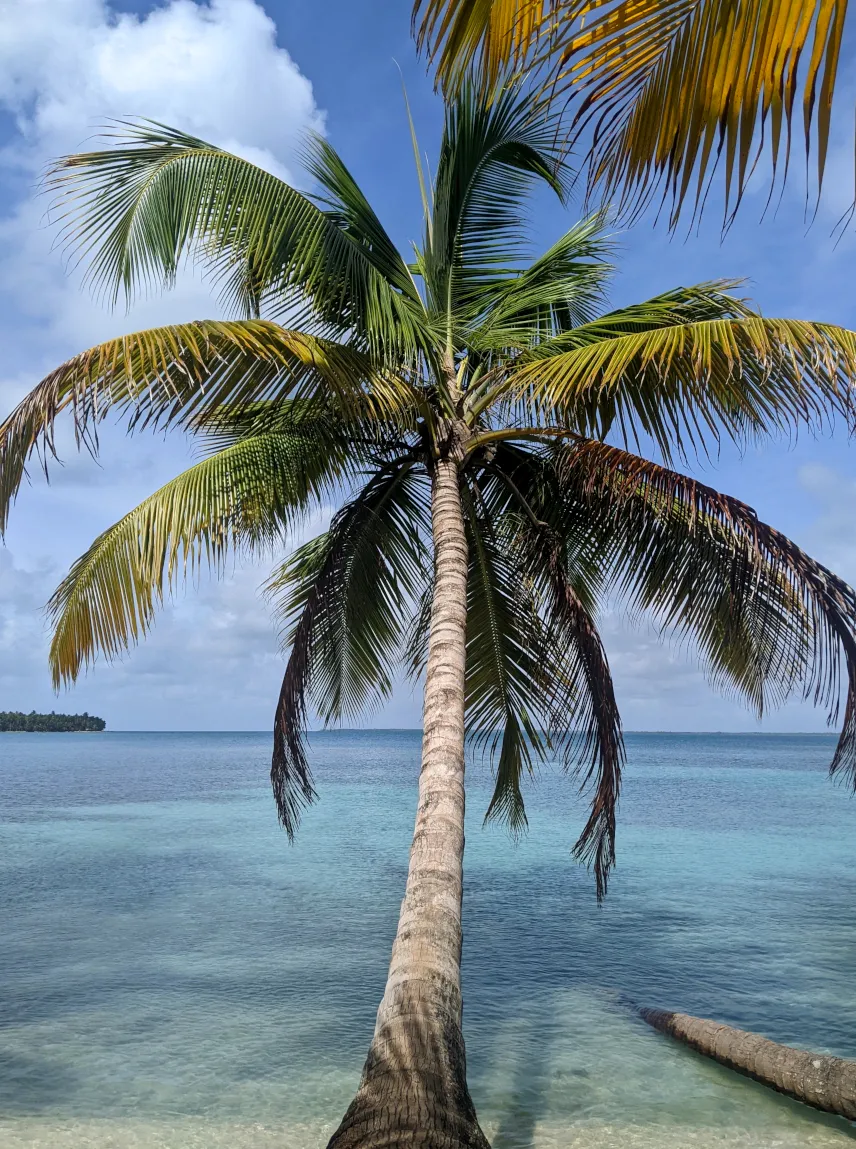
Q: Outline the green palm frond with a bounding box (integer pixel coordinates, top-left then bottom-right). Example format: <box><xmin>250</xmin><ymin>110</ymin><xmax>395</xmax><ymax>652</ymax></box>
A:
<box><xmin>303</xmin><ymin>134</ymin><xmax>423</xmax><ymax>302</ymax></box>
<box><xmin>0</xmin><ymin>320</ymin><xmax>415</xmax><ymax>534</ymax></box>
<box><xmin>514</xmin><ymin>304</ymin><xmax>856</xmax><ymax>462</ymax></box>
<box><xmin>474</xmin><ymin>446</ymin><xmax>622</xmax><ymax>895</ymax></box>
<box><xmin>424</xmin><ymin>81</ymin><xmax>571</xmax><ymax>327</ymax></box>
<box><xmin>415</xmin><ymin>0</ymin><xmax>847</xmax><ymax>230</ymax></box>
<box><xmin>468</xmin><ymin>279</ymin><xmax>749</xmax><ymax>428</ymax></box>
<box><xmin>554</xmin><ymin>439</ymin><xmax>856</xmax><ymax>784</ymax></box>
<box><xmin>191</xmin><ymin>396</ymin><xmax>416</xmax><ymax>465</ymax></box>
<box><xmin>190</xmin><ymin>396</ymin><xmax>342</xmax><ymax>453</ymax></box>
<box><xmin>271</xmin><ymin>464</ymin><xmax>430</xmax><ymax>722</ymax></box>
<box><xmin>47</xmin><ymin>120</ymin><xmax>430</xmax><ymax>353</ymax></box>
<box><xmin>268</xmin><ymin>577</ymin><xmax>319</xmax><ymax>840</ymax></box>
<box><xmin>462</xmin><ymin>478</ymin><xmax>552</xmax><ymax>834</ymax></box>
<box><xmin>404</xmin><ymin>578</ymin><xmax>435</xmax><ymax>683</ymax></box>
<box><xmin>48</xmin><ymin>427</ymin><xmax>345</xmax><ymax>687</ymax></box>
<box><xmin>468</xmin><ymin>211</ymin><xmax>615</xmax><ymax>352</ymax></box>
<box><xmin>539</xmin><ymin>280</ymin><xmax>756</xmax><ymax>341</ymax></box>
<box><xmin>265</xmin><ymin>462</ymin><xmax>431</xmax><ymax>833</ymax></box>
<box><xmin>544</xmin><ymin>578</ymin><xmax>623</xmax><ymax>901</ymax></box>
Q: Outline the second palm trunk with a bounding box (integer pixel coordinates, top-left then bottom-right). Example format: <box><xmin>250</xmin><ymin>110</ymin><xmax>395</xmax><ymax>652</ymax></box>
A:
<box><xmin>326</xmin><ymin>458</ymin><xmax>490</xmax><ymax>1149</ymax></box>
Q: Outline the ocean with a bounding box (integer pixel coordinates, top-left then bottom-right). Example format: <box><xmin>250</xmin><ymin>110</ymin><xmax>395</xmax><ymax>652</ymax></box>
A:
<box><xmin>1</xmin><ymin>730</ymin><xmax>855</xmax><ymax>1148</ymax></box>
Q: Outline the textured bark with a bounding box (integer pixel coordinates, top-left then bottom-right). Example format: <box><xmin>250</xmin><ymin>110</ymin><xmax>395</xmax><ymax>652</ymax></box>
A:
<box><xmin>639</xmin><ymin>1006</ymin><xmax>856</xmax><ymax>1120</ymax></box>
<box><xmin>327</xmin><ymin>458</ymin><xmax>490</xmax><ymax>1149</ymax></box>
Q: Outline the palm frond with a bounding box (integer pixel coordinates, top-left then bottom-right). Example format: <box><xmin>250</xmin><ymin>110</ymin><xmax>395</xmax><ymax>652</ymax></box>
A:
<box><xmin>468</xmin><ymin>210</ymin><xmax>615</xmax><ymax>352</ymax></box>
<box><xmin>462</xmin><ymin>477</ymin><xmax>552</xmax><ymax>833</ymax></box>
<box><xmin>0</xmin><ymin>320</ymin><xmax>415</xmax><ymax>535</ymax></box>
<box><xmin>514</xmin><ymin>300</ymin><xmax>856</xmax><ymax>462</ymax></box>
<box><xmin>404</xmin><ymin>578</ymin><xmax>435</xmax><ymax>683</ymax></box>
<box><xmin>555</xmin><ymin>439</ymin><xmax>856</xmax><ymax>786</ymax></box>
<box><xmin>415</xmin><ymin>0</ymin><xmax>549</xmax><ymax>93</ymax></box>
<box><xmin>191</xmin><ymin>396</ymin><xmax>416</xmax><ymax>466</ymax></box>
<box><xmin>47</xmin><ymin>120</ymin><xmax>429</xmax><ymax>353</ymax></box>
<box><xmin>190</xmin><ymin>395</ymin><xmax>342</xmax><ymax>452</ymax></box>
<box><xmin>267</xmin><ymin>459</ymin><xmax>429</xmax><ymax>716</ymax></box>
<box><xmin>415</xmin><ymin>0</ymin><xmax>848</xmax><ymax>230</ymax></box>
<box><xmin>268</xmin><ymin>564</ymin><xmax>320</xmax><ymax>840</ymax></box>
<box><xmin>424</xmin><ymin>82</ymin><xmax>571</xmax><ymax>326</ymax></box>
<box><xmin>303</xmin><ymin>134</ymin><xmax>423</xmax><ymax>302</ymax></box>
<box><xmin>559</xmin><ymin>0</ymin><xmax>847</xmax><ymax>229</ymax></box>
<box><xmin>475</xmin><ymin>444</ymin><xmax>622</xmax><ymax>895</ymax></box>
<box><xmin>546</xmin><ymin>579</ymin><xmax>623</xmax><ymax>901</ymax></box>
<box><xmin>48</xmin><ymin>427</ymin><xmax>346</xmax><ymax>687</ymax></box>
<box><xmin>265</xmin><ymin>462</ymin><xmax>430</xmax><ymax>835</ymax></box>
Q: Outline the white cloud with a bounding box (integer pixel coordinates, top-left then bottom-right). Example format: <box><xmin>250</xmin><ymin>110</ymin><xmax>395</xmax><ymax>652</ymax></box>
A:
<box><xmin>0</xmin><ymin>0</ymin><xmax>324</xmax><ymax>394</ymax></box>
<box><xmin>0</xmin><ymin>0</ymin><xmax>330</xmax><ymax>728</ymax></box>
<box><xmin>0</xmin><ymin>0</ymin><xmax>321</xmax><ymax>177</ymax></box>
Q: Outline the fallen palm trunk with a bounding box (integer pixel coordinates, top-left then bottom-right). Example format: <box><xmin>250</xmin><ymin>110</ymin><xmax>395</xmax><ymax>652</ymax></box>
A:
<box><xmin>638</xmin><ymin>1006</ymin><xmax>856</xmax><ymax>1121</ymax></box>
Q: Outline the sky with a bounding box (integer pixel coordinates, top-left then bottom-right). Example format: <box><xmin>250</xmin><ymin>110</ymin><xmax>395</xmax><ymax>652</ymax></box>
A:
<box><xmin>1</xmin><ymin>0</ymin><xmax>855</xmax><ymax>733</ymax></box>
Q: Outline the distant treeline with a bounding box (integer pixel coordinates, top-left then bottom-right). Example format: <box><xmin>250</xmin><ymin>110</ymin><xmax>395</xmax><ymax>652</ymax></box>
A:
<box><xmin>0</xmin><ymin>711</ymin><xmax>106</xmax><ymax>732</ymax></box>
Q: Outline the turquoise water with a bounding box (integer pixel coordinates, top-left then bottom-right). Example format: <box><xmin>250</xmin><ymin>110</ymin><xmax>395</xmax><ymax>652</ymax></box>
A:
<box><xmin>1</xmin><ymin>730</ymin><xmax>855</xmax><ymax>1148</ymax></box>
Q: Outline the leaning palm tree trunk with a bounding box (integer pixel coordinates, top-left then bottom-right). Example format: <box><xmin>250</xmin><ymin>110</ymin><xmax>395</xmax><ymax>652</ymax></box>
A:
<box><xmin>327</xmin><ymin>458</ymin><xmax>490</xmax><ymax>1149</ymax></box>
<box><xmin>639</xmin><ymin>1007</ymin><xmax>856</xmax><ymax>1121</ymax></box>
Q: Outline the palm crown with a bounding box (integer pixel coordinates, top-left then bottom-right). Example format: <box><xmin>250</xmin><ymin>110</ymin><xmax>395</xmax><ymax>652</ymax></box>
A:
<box><xmin>2</xmin><ymin>85</ymin><xmax>856</xmax><ymax>904</ymax></box>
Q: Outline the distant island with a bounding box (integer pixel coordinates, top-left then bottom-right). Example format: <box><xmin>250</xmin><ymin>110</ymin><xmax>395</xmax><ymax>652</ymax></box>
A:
<box><xmin>0</xmin><ymin>711</ymin><xmax>106</xmax><ymax>732</ymax></box>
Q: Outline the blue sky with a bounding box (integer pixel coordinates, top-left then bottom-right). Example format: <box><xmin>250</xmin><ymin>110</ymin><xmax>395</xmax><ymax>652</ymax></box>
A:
<box><xmin>1</xmin><ymin>0</ymin><xmax>855</xmax><ymax>733</ymax></box>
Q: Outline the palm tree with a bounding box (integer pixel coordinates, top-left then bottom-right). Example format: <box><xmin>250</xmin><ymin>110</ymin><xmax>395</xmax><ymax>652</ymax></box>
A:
<box><xmin>415</xmin><ymin>0</ymin><xmax>849</xmax><ymax>231</ymax></box>
<box><xmin>2</xmin><ymin>85</ymin><xmax>856</xmax><ymax>1148</ymax></box>
<box><xmin>638</xmin><ymin>1005</ymin><xmax>856</xmax><ymax>1120</ymax></box>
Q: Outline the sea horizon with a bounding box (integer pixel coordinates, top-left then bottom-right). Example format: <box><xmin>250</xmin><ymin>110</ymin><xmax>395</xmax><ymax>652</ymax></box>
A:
<box><xmin>2</xmin><ymin>727</ymin><xmax>839</xmax><ymax>736</ymax></box>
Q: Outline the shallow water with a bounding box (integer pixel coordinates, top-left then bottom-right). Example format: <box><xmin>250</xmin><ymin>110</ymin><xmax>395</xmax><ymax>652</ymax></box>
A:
<box><xmin>1</xmin><ymin>731</ymin><xmax>855</xmax><ymax>1147</ymax></box>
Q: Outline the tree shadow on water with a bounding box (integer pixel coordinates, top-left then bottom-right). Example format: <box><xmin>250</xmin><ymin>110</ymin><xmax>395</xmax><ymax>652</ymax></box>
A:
<box><xmin>490</xmin><ymin>997</ymin><xmax>591</xmax><ymax>1149</ymax></box>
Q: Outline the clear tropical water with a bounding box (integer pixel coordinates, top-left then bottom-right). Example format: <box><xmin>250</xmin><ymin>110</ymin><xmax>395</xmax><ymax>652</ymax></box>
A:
<box><xmin>1</xmin><ymin>730</ymin><xmax>855</xmax><ymax>1149</ymax></box>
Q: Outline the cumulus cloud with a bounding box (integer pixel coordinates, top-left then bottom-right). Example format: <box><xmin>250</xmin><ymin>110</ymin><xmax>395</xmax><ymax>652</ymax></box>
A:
<box><xmin>0</xmin><ymin>546</ymin><xmax>282</xmax><ymax>729</ymax></box>
<box><xmin>0</xmin><ymin>0</ymin><xmax>330</xmax><ymax>728</ymax></box>
<box><xmin>0</xmin><ymin>0</ymin><xmax>324</xmax><ymax>393</ymax></box>
<box><xmin>0</xmin><ymin>0</ymin><xmax>321</xmax><ymax>176</ymax></box>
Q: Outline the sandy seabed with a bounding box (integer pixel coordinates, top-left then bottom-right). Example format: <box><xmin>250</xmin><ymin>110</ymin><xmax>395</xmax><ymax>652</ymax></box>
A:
<box><xmin>1</xmin><ymin>1117</ymin><xmax>854</xmax><ymax>1148</ymax></box>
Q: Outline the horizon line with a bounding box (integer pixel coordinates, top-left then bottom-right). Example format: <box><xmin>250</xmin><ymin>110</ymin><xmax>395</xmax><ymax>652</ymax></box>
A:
<box><xmin>46</xmin><ymin>728</ymin><xmax>840</xmax><ymax>737</ymax></box>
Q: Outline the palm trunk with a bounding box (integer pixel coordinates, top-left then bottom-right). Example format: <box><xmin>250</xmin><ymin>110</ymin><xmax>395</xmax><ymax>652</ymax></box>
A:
<box><xmin>327</xmin><ymin>457</ymin><xmax>490</xmax><ymax>1149</ymax></box>
<box><xmin>639</xmin><ymin>1007</ymin><xmax>856</xmax><ymax>1120</ymax></box>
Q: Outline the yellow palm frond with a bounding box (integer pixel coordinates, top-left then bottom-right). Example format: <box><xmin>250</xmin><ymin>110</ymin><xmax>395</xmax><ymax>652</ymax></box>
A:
<box><xmin>416</xmin><ymin>0</ymin><xmax>848</xmax><ymax>227</ymax></box>
<box><xmin>560</xmin><ymin>0</ymin><xmax>847</xmax><ymax>227</ymax></box>
<box><xmin>513</xmin><ymin>314</ymin><xmax>856</xmax><ymax>460</ymax></box>
<box><xmin>48</xmin><ymin>429</ymin><xmax>345</xmax><ymax>687</ymax></box>
<box><xmin>0</xmin><ymin>319</ymin><xmax>413</xmax><ymax>533</ymax></box>
<box><xmin>416</xmin><ymin>0</ymin><xmax>550</xmax><ymax>90</ymax></box>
